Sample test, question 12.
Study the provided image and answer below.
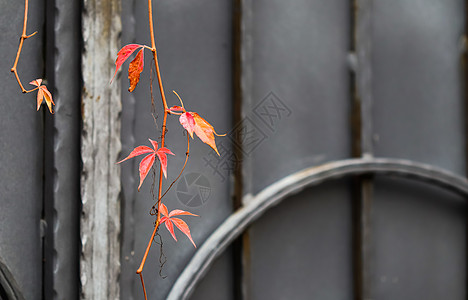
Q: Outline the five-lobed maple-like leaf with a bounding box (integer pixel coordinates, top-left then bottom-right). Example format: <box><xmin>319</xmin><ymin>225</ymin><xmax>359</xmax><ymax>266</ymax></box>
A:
<box><xmin>111</xmin><ymin>44</ymin><xmax>145</xmax><ymax>91</ymax></box>
<box><xmin>159</xmin><ymin>203</ymin><xmax>198</xmax><ymax>248</ymax></box>
<box><xmin>30</xmin><ymin>79</ymin><xmax>54</xmax><ymax>114</ymax></box>
<box><xmin>117</xmin><ymin>139</ymin><xmax>174</xmax><ymax>190</ymax></box>
<box><xmin>178</xmin><ymin>111</ymin><xmax>224</xmax><ymax>155</ymax></box>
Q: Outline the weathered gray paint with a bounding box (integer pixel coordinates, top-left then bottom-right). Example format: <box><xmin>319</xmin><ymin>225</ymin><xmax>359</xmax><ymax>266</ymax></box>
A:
<box><xmin>81</xmin><ymin>0</ymin><xmax>122</xmax><ymax>299</ymax></box>
<box><xmin>0</xmin><ymin>1</ymin><xmax>45</xmax><ymax>299</ymax></box>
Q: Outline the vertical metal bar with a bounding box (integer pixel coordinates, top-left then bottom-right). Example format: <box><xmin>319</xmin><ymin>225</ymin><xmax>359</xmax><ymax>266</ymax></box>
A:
<box><xmin>43</xmin><ymin>0</ymin><xmax>81</xmax><ymax>298</ymax></box>
<box><xmin>232</xmin><ymin>0</ymin><xmax>251</xmax><ymax>299</ymax></box>
<box><xmin>352</xmin><ymin>0</ymin><xmax>374</xmax><ymax>299</ymax></box>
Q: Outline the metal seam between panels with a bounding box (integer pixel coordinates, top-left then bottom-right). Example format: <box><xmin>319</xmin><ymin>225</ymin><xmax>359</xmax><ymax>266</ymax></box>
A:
<box><xmin>353</xmin><ymin>1</ymin><xmax>374</xmax><ymax>298</ymax></box>
<box><xmin>167</xmin><ymin>158</ymin><xmax>468</xmax><ymax>300</ymax></box>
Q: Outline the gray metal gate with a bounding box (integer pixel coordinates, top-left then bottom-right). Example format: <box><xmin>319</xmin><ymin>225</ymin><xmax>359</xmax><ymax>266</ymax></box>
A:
<box><xmin>1</xmin><ymin>0</ymin><xmax>467</xmax><ymax>299</ymax></box>
<box><xmin>120</xmin><ymin>0</ymin><xmax>468</xmax><ymax>299</ymax></box>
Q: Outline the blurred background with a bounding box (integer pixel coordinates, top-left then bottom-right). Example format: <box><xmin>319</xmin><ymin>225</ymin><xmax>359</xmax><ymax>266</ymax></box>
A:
<box><xmin>1</xmin><ymin>0</ymin><xmax>467</xmax><ymax>299</ymax></box>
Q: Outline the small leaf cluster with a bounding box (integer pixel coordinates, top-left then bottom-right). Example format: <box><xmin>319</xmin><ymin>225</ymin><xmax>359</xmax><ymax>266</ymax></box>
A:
<box><xmin>114</xmin><ymin>43</ymin><xmax>224</xmax><ymax>247</ymax></box>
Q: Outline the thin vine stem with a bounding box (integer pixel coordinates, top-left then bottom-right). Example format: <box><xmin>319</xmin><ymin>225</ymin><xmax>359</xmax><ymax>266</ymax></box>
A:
<box><xmin>138</xmin><ymin>273</ymin><xmax>148</xmax><ymax>300</ymax></box>
<box><xmin>136</xmin><ymin>1</ymin><xmax>171</xmax><ymax>299</ymax></box>
<box><xmin>150</xmin><ymin>133</ymin><xmax>190</xmax><ymax>215</ymax></box>
<box><xmin>11</xmin><ymin>0</ymin><xmax>39</xmax><ymax>93</ymax></box>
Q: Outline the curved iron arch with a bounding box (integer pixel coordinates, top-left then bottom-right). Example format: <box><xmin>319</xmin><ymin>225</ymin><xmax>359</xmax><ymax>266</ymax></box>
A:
<box><xmin>167</xmin><ymin>157</ymin><xmax>468</xmax><ymax>300</ymax></box>
<box><xmin>0</xmin><ymin>255</ymin><xmax>25</xmax><ymax>300</ymax></box>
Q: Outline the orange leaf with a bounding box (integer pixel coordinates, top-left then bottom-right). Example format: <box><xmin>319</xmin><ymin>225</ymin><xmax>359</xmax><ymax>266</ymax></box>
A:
<box><xmin>29</xmin><ymin>79</ymin><xmax>42</xmax><ymax>87</ymax></box>
<box><xmin>128</xmin><ymin>48</ymin><xmax>144</xmax><ymax>92</ymax></box>
<box><xmin>41</xmin><ymin>86</ymin><xmax>55</xmax><ymax>114</ymax></box>
<box><xmin>30</xmin><ymin>79</ymin><xmax>55</xmax><ymax>114</ymax></box>
<box><xmin>36</xmin><ymin>88</ymin><xmax>44</xmax><ymax>111</ymax></box>
<box><xmin>192</xmin><ymin>112</ymin><xmax>223</xmax><ymax>155</ymax></box>
<box><xmin>111</xmin><ymin>44</ymin><xmax>143</xmax><ymax>82</ymax></box>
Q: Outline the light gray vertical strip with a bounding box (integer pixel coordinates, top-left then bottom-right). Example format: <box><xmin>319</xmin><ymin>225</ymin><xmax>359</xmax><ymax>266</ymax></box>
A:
<box><xmin>45</xmin><ymin>0</ymin><xmax>81</xmax><ymax>298</ymax></box>
<box><xmin>81</xmin><ymin>0</ymin><xmax>122</xmax><ymax>299</ymax></box>
<box><xmin>356</xmin><ymin>0</ymin><xmax>374</xmax><ymax>157</ymax></box>
<box><xmin>241</xmin><ymin>0</ymin><xmax>254</xmax><ymax>200</ymax></box>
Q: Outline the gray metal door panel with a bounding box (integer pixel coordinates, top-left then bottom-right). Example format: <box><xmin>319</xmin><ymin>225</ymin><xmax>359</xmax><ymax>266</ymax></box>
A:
<box><xmin>244</xmin><ymin>1</ymin><xmax>353</xmax><ymax>298</ymax></box>
<box><xmin>372</xmin><ymin>0</ymin><xmax>465</xmax><ymax>175</ymax></box>
<box><xmin>249</xmin><ymin>181</ymin><xmax>353</xmax><ymax>300</ymax></box>
<box><xmin>373</xmin><ymin>177</ymin><xmax>466</xmax><ymax>299</ymax></box>
<box><xmin>246</xmin><ymin>0</ymin><xmax>351</xmax><ymax>195</ymax></box>
<box><xmin>188</xmin><ymin>248</ymin><xmax>235</xmax><ymax>300</ymax></box>
<box><xmin>371</xmin><ymin>1</ymin><xmax>467</xmax><ymax>298</ymax></box>
<box><xmin>120</xmin><ymin>0</ymin><xmax>234</xmax><ymax>299</ymax></box>
<box><xmin>0</xmin><ymin>1</ymin><xmax>45</xmax><ymax>299</ymax></box>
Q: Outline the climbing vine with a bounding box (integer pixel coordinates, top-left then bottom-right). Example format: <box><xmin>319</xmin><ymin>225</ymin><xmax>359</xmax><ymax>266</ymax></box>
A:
<box><xmin>11</xmin><ymin>0</ymin><xmax>223</xmax><ymax>299</ymax></box>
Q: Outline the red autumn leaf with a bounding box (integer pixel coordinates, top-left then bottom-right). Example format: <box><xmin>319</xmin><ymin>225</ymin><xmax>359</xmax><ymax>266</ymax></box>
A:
<box><xmin>179</xmin><ymin>112</ymin><xmax>195</xmax><ymax>138</ymax></box>
<box><xmin>30</xmin><ymin>79</ymin><xmax>55</xmax><ymax>114</ymax></box>
<box><xmin>159</xmin><ymin>203</ymin><xmax>198</xmax><ymax>248</ymax></box>
<box><xmin>117</xmin><ymin>139</ymin><xmax>174</xmax><ymax>190</ymax></box>
<box><xmin>169</xmin><ymin>105</ymin><xmax>185</xmax><ymax>113</ymax></box>
<box><xmin>179</xmin><ymin>112</ymin><xmax>224</xmax><ymax>155</ymax></box>
<box><xmin>128</xmin><ymin>48</ymin><xmax>144</xmax><ymax>92</ymax></box>
<box><xmin>111</xmin><ymin>44</ymin><xmax>144</xmax><ymax>83</ymax></box>
<box><xmin>169</xmin><ymin>209</ymin><xmax>198</xmax><ymax>218</ymax></box>
<box><xmin>164</xmin><ymin>216</ymin><xmax>177</xmax><ymax>241</ymax></box>
<box><xmin>159</xmin><ymin>202</ymin><xmax>169</xmax><ymax>216</ymax></box>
